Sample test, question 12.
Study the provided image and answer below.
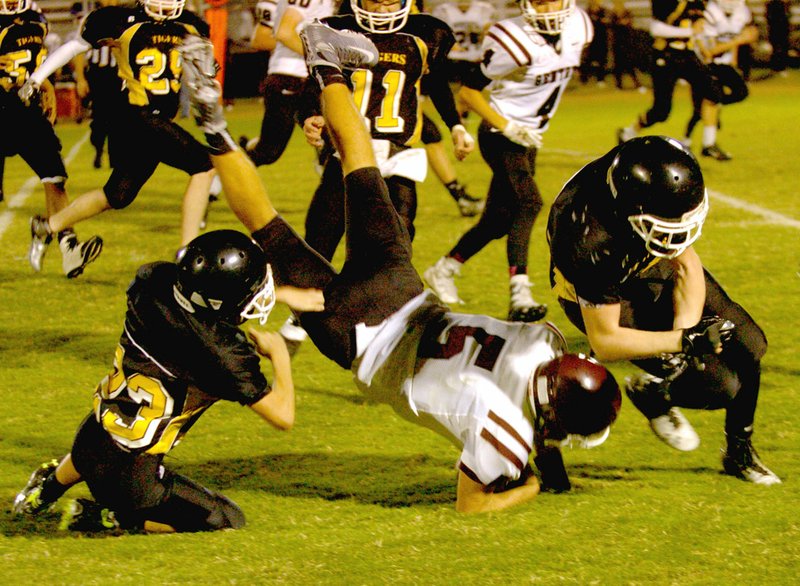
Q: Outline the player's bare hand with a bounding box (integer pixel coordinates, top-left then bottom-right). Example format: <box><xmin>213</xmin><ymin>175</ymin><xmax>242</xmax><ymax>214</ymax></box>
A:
<box><xmin>451</xmin><ymin>124</ymin><xmax>475</xmax><ymax>161</ymax></box>
<box><xmin>275</xmin><ymin>286</ymin><xmax>325</xmax><ymax>312</ymax></box>
<box><xmin>303</xmin><ymin>115</ymin><xmax>326</xmax><ymax>147</ymax></box>
<box><xmin>248</xmin><ymin>329</ymin><xmax>289</xmax><ymax>360</ymax></box>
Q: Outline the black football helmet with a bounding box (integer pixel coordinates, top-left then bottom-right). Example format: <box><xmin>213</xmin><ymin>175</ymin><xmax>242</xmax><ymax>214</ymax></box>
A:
<box><xmin>350</xmin><ymin>0</ymin><xmax>412</xmax><ymax>33</ymax></box>
<box><xmin>174</xmin><ymin>229</ymin><xmax>275</xmax><ymax>324</ymax></box>
<box><xmin>608</xmin><ymin>136</ymin><xmax>708</xmax><ymax>259</ymax></box>
<box><xmin>0</xmin><ymin>0</ymin><xmax>30</xmax><ymax>14</ymax></box>
<box><xmin>528</xmin><ymin>354</ymin><xmax>622</xmax><ymax>448</ymax></box>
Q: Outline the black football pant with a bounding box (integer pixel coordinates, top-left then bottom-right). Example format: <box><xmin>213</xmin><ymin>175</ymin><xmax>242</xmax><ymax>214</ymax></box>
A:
<box><xmin>71</xmin><ymin>415</ymin><xmax>244</xmax><ymax>532</ymax></box>
<box><xmin>640</xmin><ymin>49</ymin><xmax>723</xmax><ymax>128</ymax></box>
<box><xmin>448</xmin><ymin>122</ymin><xmax>543</xmax><ymax>272</ymax></box>
<box><xmin>303</xmin><ymin>155</ymin><xmax>418</xmax><ymax>262</ymax></box>
<box><xmin>559</xmin><ymin>265</ymin><xmax>766</xmax><ymax>439</ymax></box>
<box><xmin>685</xmin><ymin>63</ymin><xmax>749</xmax><ymax>138</ymax></box>
<box><xmin>253</xmin><ymin>167</ymin><xmax>424</xmax><ymax>369</ymax></box>
<box><xmin>247</xmin><ymin>74</ymin><xmax>305</xmax><ymax>166</ymax></box>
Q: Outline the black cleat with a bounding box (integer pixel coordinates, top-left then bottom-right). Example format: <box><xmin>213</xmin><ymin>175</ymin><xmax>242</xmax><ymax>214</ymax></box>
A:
<box><xmin>701</xmin><ymin>144</ymin><xmax>732</xmax><ymax>161</ymax></box>
<box><xmin>721</xmin><ymin>435</ymin><xmax>781</xmax><ymax>485</ymax></box>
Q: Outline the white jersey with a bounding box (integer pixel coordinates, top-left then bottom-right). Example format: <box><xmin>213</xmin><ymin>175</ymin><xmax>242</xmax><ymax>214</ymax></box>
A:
<box><xmin>481</xmin><ymin>9</ymin><xmax>592</xmax><ymax>130</ymax></box>
<box><xmin>267</xmin><ymin>0</ymin><xmax>335</xmax><ymax>78</ymax></box>
<box><xmin>431</xmin><ymin>1</ymin><xmax>496</xmax><ymax>63</ymax></box>
<box><xmin>702</xmin><ymin>1</ymin><xmax>752</xmax><ymax>65</ymax></box>
<box><xmin>352</xmin><ymin>292</ymin><xmax>568</xmax><ymax>485</ymax></box>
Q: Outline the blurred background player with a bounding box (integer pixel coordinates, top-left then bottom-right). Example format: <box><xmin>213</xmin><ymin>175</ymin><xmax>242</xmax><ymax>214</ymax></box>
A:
<box><xmin>426</xmin><ymin>0</ymin><xmax>495</xmax><ymax>217</ymax></box>
<box><xmin>13</xmin><ymin>229</ymin><xmax>325</xmax><ymax>533</ymax></box>
<box><xmin>682</xmin><ymin>0</ymin><xmax>758</xmax><ymax>161</ymax></box>
<box><xmin>179</xmin><ymin>27</ymin><xmax>623</xmax><ymax>512</ymax></box>
<box><xmin>22</xmin><ymin>0</ymin><xmax>218</xmax><ymax>268</ymax></box>
<box><xmin>608</xmin><ymin>0</ymin><xmax>643</xmax><ymax>91</ymax></box>
<box><xmin>616</xmin><ymin>0</ymin><xmax>724</xmax><ymax>157</ymax></box>
<box><xmin>547</xmin><ymin>136</ymin><xmax>780</xmax><ymax>486</ymax></box>
<box><xmin>70</xmin><ymin>0</ymin><xmax>122</xmax><ymax>170</ymax></box>
<box><xmin>425</xmin><ymin>0</ymin><xmax>591</xmax><ymax>323</ymax></box>
<box><xmin>239</xmin><ymin>0</ymin><xmax>335</xmax><ymax>167</ymax></box>
<box><xmin>1</xmin><ymin>0</ymin><xmax>103</xmax><ymax>277</ymax></box>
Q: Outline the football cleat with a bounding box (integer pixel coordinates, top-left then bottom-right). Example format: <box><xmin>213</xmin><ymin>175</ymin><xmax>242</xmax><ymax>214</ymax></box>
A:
<box><xmin>60</xmin><ymin>233</ymin><xmax>103</xmax><ymax>279</ymax></box>
<box><xmin>701</xmin><ymin>144</ymin><xmax>732</xmax><ymax>161</ymax></box>
<box><xmin>626</xmin><ymin>374</ymin><xmax>700</xmax><ymax>451</ymax></box>
<box><xmin>424</xmin><ymin>257</ymin><xmax>463</xmax><ymax>305</ymax></box>
<box><xmin>299</xmin><ymin>20</ymin><xmax>379</xmax><ymax>72</ymax></box>
<box><xmin>722</xmin><ymin>436</ymin><xmax>781</xmax><ymax>486</ymax></box>
<box><xmin>29</xmin><ymin>215</ymin><xmax>53</xmax><ymax>272</ymax></box>
<box><xmin>179</xmin><ymin>35</ymin><xmax>228</xmax><ymax>136</ymax></box>
<box><xmin>93</xmin><ymin>149</ymin><xmax>103</xmax><ymax>169</ymax></box>
<box><xmin>60</xmin><ymin>498</ymin><xmax>121</xmax><ymax>532</ymax></box>
<box><xmin>507</xmin><ymin>275</ymin><xmax>547</xmax><ymax>322</ymax></box>
<box><xmin>13</xmin><ymin>459</ymin><xmax>59</xmax><ymax>515</ymax></box>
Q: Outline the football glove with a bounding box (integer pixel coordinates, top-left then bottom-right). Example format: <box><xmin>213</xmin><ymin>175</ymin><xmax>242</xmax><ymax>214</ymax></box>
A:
<box><xmin>502</xmin><ymin>120</ymin><xmax>543</xmax><ymax>149</ymax></box>
<box><xmin>18</xmin><ymin>78</ymin><xmax>40</xmax><ymax>105</ymax></box>
<box><xmin>681</xmin><ymin>315</ymin><xmax>735</xmax><ymax>357</ymax></box>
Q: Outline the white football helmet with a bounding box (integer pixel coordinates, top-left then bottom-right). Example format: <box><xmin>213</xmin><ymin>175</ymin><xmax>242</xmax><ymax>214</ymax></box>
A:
<box><xmin>0</xmin><ymin>0</ymin><xmax>30</xmax><ymax>15</ymax></box>
<box><xmin>141</xmin><ymin>0</ymin><xmax>185</xmax><ymax>20</ymax></box>
<box><xmin>350</xmin><ymin>0</ymin><xmax>412</xmax><ymax>34</ymax></box>
<box><xmin>519</xmin><ymin>0</ymin><xmax>575</xmax><ymax>35</ymax></box>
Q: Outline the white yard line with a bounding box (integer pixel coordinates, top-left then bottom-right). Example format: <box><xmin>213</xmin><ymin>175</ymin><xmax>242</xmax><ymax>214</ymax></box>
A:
<box><xmin>0</xmin><ymin>131</ymin><xmax>90</xmax><ymax>237</ymax></box>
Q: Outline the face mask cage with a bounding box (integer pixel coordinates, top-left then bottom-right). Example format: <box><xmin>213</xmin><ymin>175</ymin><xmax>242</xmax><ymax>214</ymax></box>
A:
<box><xmin>519</xmin><ymin>0</ymin><xmax>574</xmax><ymax>35</ymax></box>
<box><xmin>0</xmin><ymin>0</ymin><xmax>30</xmax><ymax>15</ymax></box>
<box><xmin>142</xmin><ymin>0</ymin><xmax>185</xmax><ymax>20</ymax></box>
<box><xmin>628</xmin><ymin>191</ymin><xmax>708</xmax><ymax>259</ymax></box>
<box><xmin>352</xmin><ymin>0</ymin><xmax>412</xmax><ymax>33</ymax></box>
<box><xmin>240</xmin><ymin>264</ymin><xmax>276</xmax><ymax>325</ymax></box>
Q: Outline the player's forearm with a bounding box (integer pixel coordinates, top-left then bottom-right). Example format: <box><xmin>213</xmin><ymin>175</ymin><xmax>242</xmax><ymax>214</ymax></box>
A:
<box><xmin>457</xmin><ymin>85</ymin><xmax>506</xmax><ymax>130</ymax></box>
<box><xmin>456</xmin><ymin>474</ymin><xmax>540</xmax><ymax>513</ymax></box>
<box><xmin>31</xmin><ymin>38</ymin><xmax>90</xmax><ymax>86</ymax></box>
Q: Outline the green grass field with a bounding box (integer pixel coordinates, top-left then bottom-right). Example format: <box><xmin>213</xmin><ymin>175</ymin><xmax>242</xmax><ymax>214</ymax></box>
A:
<box><xmin>1</xmin><ymin>72</ymin><xmax>798</xmax><ymax>584</ymax></box>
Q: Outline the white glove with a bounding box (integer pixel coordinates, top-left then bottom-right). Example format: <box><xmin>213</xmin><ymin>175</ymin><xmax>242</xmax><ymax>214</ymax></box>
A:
<box><xmin>451</xmin><ymin>123</ymin><xmax>475</xmax><ymax>160</ymax></box>
<box><xmin>18</xmin><ymin>78</ymin><xmax>40</xmax><ymax>105</ymax></box>
<box><xmin>502</xmin><ymin>120</ymin><xmax>543</xmax><ymax>149</ymax></box>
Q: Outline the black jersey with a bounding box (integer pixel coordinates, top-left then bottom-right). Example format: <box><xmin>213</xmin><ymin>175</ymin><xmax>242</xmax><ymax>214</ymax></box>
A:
<box><xmin>0</xmin><ymin>9</ymin><xmax>48</xmax><ymax>100</ymax></box>
<box><xmin>651</xmin><ymin>0</ymin><xmax>706</xmax><ymax>51</ymax></box>
<box><xmin>80</xmin><ymin>5</ymin><xmax>208</xmax><ymax>118</ymax></box>
<box><xmin>93</xmin><ymin>262</ymin><xmax>269</xmax><ymax>455</ymax></box>
<box><xmin>547</xmin><ymin>147</ymin><xmax>661</xmax><ymax>306</ymax></box>
<box><xmin>322</xmin><ymin>13</ymin><xmax>455</xmax><ymax>146</ymax></box>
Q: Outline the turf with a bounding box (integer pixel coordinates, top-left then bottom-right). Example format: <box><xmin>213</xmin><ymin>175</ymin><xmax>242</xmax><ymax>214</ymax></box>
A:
<box><xmin>1</xmin><ymin>72</ymin><xmax>798</xmax><ymax>584</ymax></box>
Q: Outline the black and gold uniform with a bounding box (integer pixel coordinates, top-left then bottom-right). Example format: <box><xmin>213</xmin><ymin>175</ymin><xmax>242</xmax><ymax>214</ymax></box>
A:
<box><xmin>77</xmin><ymin>4</ymin><xmax>213</xmax><ymax>208</ymax></box>
<box><xmin>637</xmin><ymin>0</ymin><xmax>723</xmax><ymax>129</ymax></box>
<box><xmin>302</xmin><ymin>11</ymin><xmax>459</xmax><ymax>260</ymax></box>
<box><xmin>547</xmin><ymin>143</ymin><xmax>767</xmax><ymax>448</ymax></box>
<box><xmin>0</xmin><ymin>7</ymin><xmax>67</xmax><ymax>185</ymax></box>
<box><xmin>69</xmin><ymin>260</ymin><xmax>270</xmax><ymax>531</ymax></box>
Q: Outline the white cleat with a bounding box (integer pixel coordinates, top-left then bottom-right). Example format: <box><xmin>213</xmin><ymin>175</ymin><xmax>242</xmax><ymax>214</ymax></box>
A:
<box><xmin>424</xmin><ymin>257</ymin><xmax>463</xmax><ymax>305</ymax></box>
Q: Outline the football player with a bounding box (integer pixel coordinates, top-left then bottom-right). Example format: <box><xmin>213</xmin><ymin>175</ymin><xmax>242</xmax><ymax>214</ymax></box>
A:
<box><xmin>424</xmin><ymin>0</ymin><xmax>592</xmax><ymax>323</ymax></box>
<box><xmin>547</xmin><ymin>135</ymin><xmax>780</xmax><ymax>486</ymax></box>
<box><xmin>239</xmin><ymin>0</ymin><xmax>335</xmax><ymax>166</ymax></box>
<box><xmin>616</xmin><ymin>0</ymin><xmax>726</xmax><ymax>159</ymax></box>
<box><xmin>682</xmin><ymin>0</ymin><xmax>758</xmax><ymax>161</ymax></box>
<box><xmin>178</xmin><ymin>27</ymin><xmax>622</xmax><ymax>513</ymax></box>
<box><xmin>71</xmin><ymin>0</ymin><xmax>123</xmax><ymax>170</ymax></box>
<box><xmin>13</xmin><ymin>229</ymin><xmax>326</xmax><ymax>533</ymax></box>
<box><xmin>1</xmin><ymin>0</ymin><xmax>103</xmax><ymax>277</ymax></box>
<box><xmin>21</xmin><ymin>0</ymin><xmax>218</xmax><ymax>269</ymax></box>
